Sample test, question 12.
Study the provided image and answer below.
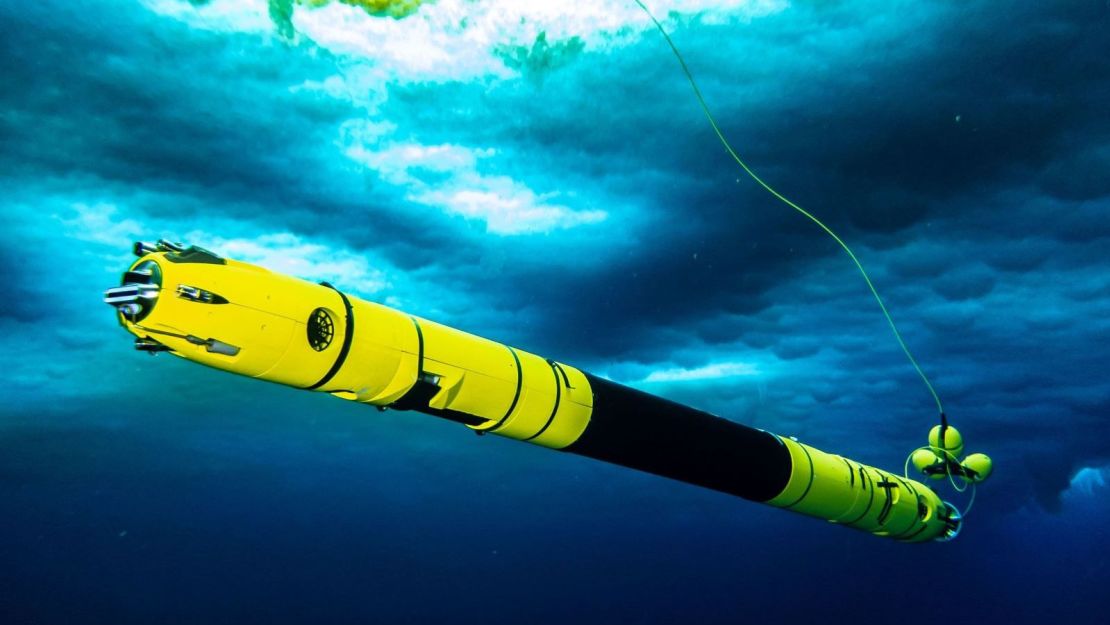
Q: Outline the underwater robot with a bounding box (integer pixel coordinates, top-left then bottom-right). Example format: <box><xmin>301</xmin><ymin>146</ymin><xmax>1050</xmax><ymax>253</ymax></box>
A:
<box><xmin>105</xmin><ymin>240</ymin><xmax>990</xmax><ymax>543</ymax></box>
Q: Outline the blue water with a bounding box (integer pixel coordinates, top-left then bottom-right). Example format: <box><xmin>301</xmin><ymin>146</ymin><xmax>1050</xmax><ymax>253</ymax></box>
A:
<box><xmin>2</xmin><ymin>1</ymin><xmax>1108</xmax><ymax>623</ymax></box>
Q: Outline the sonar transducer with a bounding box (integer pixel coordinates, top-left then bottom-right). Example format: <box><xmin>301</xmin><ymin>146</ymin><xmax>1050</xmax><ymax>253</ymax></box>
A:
<box><xmin>104</xmin><ymin>240</ymin><xmax>990</xmax><ymax>543</ymax></box>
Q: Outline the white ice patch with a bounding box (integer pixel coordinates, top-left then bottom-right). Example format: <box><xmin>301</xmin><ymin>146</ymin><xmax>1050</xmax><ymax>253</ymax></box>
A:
<box><xmin>61</xmin><ymin>203</ymin><xmax>144</xmax><ymax>247</ymax></box>
<box><xmin>143</xmin><ymin>0</ymin><xmax>788</xmax><ymax>83</ymax></box>
<box><xmin>186</xmin><ymin>231</ymin><xmax>391</xmax><ymax>297</ymax></box>
<box><xmin>54</xmin><ymin>200</ymin><xmax>391</xmax><ymax>299</ymax></box>
<box><xmin>417</xmin><ymin>185</ymin><xmax>607</xmax><ymax>235</ymax></box>
<box><xmin>644</xmin><ymin>361</ymin><xmax>762</xmax><ymax>382</ymax></box>
<box><xmin>345</xmin><ymin>140</ymin><xmax>606</xmax><ymax>234</ymax></box>
<box><xmin>140</xmin><ymin>0</ymin><xmax>274</xmax><ymax>34</ymax></box>
<box><xmin>1064</xmin><ymin>466</ymin><xmax>1109</xmax><ymax>499</ymax></box>
<box><xmin>138</xmin><ymin>0</ymin><xmax>785</xmax><ymax>236</ymax></box>
<box><xmin>290</xmin><ymin>0</ymin><xmax>777</xmax><ymax>82</ymax></box>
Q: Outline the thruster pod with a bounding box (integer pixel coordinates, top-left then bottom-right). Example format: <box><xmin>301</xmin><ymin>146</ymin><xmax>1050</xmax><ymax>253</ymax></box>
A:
<box><xmin>105</xmin><ymin>240</ymin><xmax>972</xmax><ymax>542</ymax></box>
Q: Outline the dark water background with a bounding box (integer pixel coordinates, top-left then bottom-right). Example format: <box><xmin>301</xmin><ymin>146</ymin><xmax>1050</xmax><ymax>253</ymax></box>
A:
<box><xmin>2</xmin><ymin>1</ymin><xmax>1108</xmax><ymax>623</ymax></box>
<box><xmin>3</xmin><ymin>379</ymin><xmax>1107</xmax><ymax>623</ymax></box>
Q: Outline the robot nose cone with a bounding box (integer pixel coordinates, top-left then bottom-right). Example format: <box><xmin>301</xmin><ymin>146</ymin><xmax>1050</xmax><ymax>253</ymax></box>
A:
<box><xmin>105</xmin><ymin>259</ymin><xmax>163</xmax><ymax>321</ymax></box>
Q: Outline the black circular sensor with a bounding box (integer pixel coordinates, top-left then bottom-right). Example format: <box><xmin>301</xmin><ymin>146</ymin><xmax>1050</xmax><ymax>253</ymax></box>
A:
<box><xmin>307</xmin><ymin>308</ymin><xmax>335</xmax><ymax>351</ymax></box>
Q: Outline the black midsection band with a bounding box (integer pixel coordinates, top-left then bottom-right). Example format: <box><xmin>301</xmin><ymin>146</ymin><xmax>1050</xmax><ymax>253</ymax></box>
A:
<box><xmin>562</xmin><ymin>375</ymin><xmax>793</xmax><ymax>502</ymax></box>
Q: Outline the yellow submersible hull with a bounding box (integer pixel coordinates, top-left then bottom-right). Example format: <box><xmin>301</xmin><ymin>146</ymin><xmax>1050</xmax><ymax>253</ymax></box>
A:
<box><xmin>104</xmin><ymin>241</ymin><xmax>963</xmax><ymax>543</ymax></box>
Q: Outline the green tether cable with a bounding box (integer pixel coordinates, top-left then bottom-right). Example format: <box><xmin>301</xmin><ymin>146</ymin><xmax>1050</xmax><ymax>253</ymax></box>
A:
<box><xmin>634</xmin><ymin>0</ymin><xmax>945</xmax><ymax>416</ymax></box>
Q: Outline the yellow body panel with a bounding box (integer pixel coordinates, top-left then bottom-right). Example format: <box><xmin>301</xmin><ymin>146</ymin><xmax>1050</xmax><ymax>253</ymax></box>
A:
<box><xmin>328</xmin><ymin>300</ymin><xmax>419</xmax><ymax>403</ymax></box>
<box><xmin>126</xmin><ymin>257</ymin><xmax>327</xmax><ymax>380</ymax></box>
<box><xmin>121</xmin><ymin>252</ymin><xmax>591</xmax><ymax>449</ymax></box>
<box><xmin>768</xmin><ymin>437</ymin><xmax>947</xmax><ymax>542</ymax></box>
<box><xmin>479</xmin><ymin>349</ymin><xmax>558</xmax><ymax>438</ymax></box>
<box><xmin>418</xmin><ymin>318</ymin><xmax>518</xmax><ymax>417</ymax></box>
